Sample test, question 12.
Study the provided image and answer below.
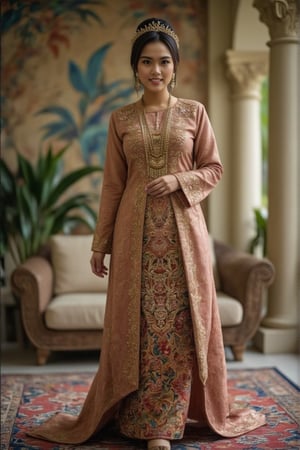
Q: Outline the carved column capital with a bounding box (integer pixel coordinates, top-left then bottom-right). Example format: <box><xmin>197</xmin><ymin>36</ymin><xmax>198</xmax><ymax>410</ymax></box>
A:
<box><xmin>253</xmin><ymin>0</ymin><xmax>300</xmax><ymax>41</ymax></box>
<box><xmin>225</xmin><ymin>50</ymin><xmax>269</xmax><ymax>99</ymax></box>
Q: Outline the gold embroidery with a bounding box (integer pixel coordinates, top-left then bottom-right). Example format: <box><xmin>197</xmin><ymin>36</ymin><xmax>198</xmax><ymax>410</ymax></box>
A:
<box><xmin>175</xmin><ymin>100</ymin><xmax>197</xmax><ymax>119</ymax></box>
<box><xmin>171</xmin><ymin>195</ymin><xmax>208</xmax><ymax>385</ymax></box>
<box><xmin>120</xmin><ymin>185</ymin><xmax>146</xmax><ymax>388</ymax></box>
<box><xmin>167</xmin><ymin>100</ymin><xmax>197</xmax><ymax>173</ymax></box>
<box><xmin>116</xmin><ymin>103</ymin><xmax>147</xmax><ymax>178</ymax></box>
<box><xmin>176</xmin><ymin>172</ymin><xmax>205</xmax><ymax>206</ymax></box>
<box><xmin>139</xmin><ymin>98</ymin><xmax>173</xmax><ymax>178</ymax></box>
<box><xmin>91</xmin><ymin>234</ymin><xmax>113</xmax><ymax>253</ymax></box>
<box><xmin>116</xmin><ymin>103</ymin><xmax>137</xmax><ymax>122</ymax></box>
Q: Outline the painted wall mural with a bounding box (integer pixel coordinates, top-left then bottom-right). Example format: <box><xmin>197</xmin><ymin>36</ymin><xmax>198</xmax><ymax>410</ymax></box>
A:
<box><xmin>1</xmin><ymin>0</ymin><xmax>207</xmax><ymax>193</ymax></box>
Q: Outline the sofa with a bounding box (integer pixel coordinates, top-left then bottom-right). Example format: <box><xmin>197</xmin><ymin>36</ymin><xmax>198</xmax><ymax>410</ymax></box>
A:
<box><xmin>11</xmin><ymin>234</ymin><xmax>275</xmax><ymax>365</ymax></box>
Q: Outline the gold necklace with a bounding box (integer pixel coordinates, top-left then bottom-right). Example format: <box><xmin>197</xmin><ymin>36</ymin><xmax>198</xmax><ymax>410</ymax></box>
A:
<box><xmin>139</xmin><ymin>95</ymin><xmax>172</xmax><ymax>178</ymax></box>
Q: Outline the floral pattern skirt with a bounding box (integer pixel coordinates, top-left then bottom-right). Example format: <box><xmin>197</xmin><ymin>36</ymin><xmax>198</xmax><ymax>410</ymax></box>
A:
<box><xmin>119</xmin><ymin>196</ymin><xmax>195</xmax><ymax>440</ymax></box>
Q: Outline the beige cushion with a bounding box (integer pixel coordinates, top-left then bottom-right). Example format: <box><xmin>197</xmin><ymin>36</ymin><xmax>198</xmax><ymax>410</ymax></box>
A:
<box><xmin>45</xmin><ymin>292</ymin><xmax>242</xmax><ymax>331</ymax></box>
<box><xmin>217</xmin><ymin>293</ymin><xmax>243</xmax><ymax>326</ymax></box>
<box><xmin>208</xmin><ymin>234</ymin><xmax>221</xmax><ymax>290</ymax></box>
<box><xmin>50</xmin><ymin>234</ymin><xmax>109</xmax><ymax>294</ymax></box>
<box><xmin>45</xmin><ymin>293</ymin><xmax>106</xmax><ymax>330</ymax></box>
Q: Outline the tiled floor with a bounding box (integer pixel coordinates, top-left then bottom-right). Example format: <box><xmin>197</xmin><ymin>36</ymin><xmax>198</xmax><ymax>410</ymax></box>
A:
<box><xmin>1</xmin><ymin>343</ymin><xmax>299</xmax><ymax>386</ymax></box>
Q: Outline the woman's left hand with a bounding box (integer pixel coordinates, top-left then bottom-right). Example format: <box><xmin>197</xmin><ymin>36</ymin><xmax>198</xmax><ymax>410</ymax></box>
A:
<box><xmin>145</xmin><ymin>175</ymin><xmax>180</xmax><ymax>198</ymax></box>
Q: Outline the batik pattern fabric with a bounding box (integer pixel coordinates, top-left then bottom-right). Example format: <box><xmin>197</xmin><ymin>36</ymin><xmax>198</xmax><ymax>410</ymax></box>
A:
<box><xmin>119</xmin><ymin>196</ymin><xmax>194</xmax><ymax>439</ymax></box>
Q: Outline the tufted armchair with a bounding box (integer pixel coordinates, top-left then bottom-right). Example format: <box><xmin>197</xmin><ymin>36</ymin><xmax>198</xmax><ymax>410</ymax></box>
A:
<box><xmin>11</xmin><ymin>235</ymin><xmax>275</xmax><ymax>365</ymax></box>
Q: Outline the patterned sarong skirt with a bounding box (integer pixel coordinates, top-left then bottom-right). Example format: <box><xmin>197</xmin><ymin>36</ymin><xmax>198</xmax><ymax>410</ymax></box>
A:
<box><xmin>119</xmin><ymin>195</ymin><xmax>195</xmax><ymax>439</ymax></box>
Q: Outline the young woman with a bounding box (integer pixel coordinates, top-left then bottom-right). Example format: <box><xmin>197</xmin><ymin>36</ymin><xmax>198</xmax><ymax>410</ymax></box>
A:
<box><xmin>28</xmin><ymin>18</ymin><xmax>265</xmax><ymax>450</ymax></box>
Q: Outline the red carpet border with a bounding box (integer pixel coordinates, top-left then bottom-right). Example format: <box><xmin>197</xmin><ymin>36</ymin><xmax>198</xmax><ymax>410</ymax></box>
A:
<box><xmin>1</xmin><ymin>367</ymin><xmax>300</xmax><ymax>449</ymax></box>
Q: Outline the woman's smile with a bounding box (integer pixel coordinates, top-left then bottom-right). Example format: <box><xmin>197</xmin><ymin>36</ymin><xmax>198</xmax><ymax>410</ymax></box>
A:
<box><xmin>149</xmin><ymin>77</ymin><xmax>163</xmax><ymax>84</ymax></box>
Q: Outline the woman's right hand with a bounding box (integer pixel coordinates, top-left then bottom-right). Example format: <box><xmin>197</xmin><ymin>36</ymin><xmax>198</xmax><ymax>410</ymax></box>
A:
<box><xmin>90</xmin><ymin>251</ymin><xmax>108</xmax><ymax>278</ymax></box>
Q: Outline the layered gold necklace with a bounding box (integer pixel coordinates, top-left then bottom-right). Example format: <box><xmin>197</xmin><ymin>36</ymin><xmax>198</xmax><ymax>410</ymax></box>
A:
<box><xmin>139</xmin><ymin>95</ymin><xmax>172</xmax><ymax>178</ymax></box>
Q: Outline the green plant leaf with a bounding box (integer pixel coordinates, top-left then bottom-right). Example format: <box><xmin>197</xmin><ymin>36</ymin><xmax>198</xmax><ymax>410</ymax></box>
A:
<box><xmin>249</xmin><ymin>207</ymin><xmax>268</xmax><ymax>256</ymax></box>
<box><xmin>0</xmin><ymin>159</ymin><xmax>15</xmax><ymax>195</ymax></box>
<box><xmin>46</xmin><ymin>166</ymin><xmax>101</xmax><ymax>207</ymax></box>
<box><xmin>1</xmin><ymin>144</ymin><xmax>102</xmax><ymax>263</ymax></box>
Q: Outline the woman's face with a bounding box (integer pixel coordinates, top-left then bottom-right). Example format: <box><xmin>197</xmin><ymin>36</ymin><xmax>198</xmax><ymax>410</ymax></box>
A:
<box><xmin>136</xmin><ymin>41</ymin><xmax>174</xmax><ymax>94</ymax></box>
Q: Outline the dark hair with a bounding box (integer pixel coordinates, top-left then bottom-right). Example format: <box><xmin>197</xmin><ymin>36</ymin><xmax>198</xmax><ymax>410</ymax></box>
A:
<box><xmin>130</xmin><ymin>18</ymin><xmax>180</xmax><ymax>75</ymax></box>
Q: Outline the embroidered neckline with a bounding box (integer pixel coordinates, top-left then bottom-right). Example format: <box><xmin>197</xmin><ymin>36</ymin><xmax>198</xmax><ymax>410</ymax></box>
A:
<box><xmin>139</xmin><ymin>95</ymin><xmax>173</xmax><ymax>178</ymax></box>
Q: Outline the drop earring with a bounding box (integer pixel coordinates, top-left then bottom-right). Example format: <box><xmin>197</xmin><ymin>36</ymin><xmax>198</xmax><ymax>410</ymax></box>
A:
<box><xmin>170</xmin><ymin>73</ymin><xmax>176</xmax><ymax>90</ymax></box>
<box><xmin>135</xmin><ymin>74</ymin><xmax>141</xmax><ymax>93</ymax></box>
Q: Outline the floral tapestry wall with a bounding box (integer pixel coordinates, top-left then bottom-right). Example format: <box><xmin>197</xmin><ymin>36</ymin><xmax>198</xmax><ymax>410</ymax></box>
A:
<box><xmin>1</xmin><ymin>0</ymin><xmax>207</xmax><ymax>194</ymax></box>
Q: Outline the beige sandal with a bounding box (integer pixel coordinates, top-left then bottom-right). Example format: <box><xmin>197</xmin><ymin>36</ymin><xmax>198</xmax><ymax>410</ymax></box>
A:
<box><xmin>148</xmin><ymin>447</ymin><xmax>170</xmax><ymax>450</ymax></box>
<box><xmin>147</xmin><ymin>439</ymin><xmax>171</xmax><ymax>450</ymax></box>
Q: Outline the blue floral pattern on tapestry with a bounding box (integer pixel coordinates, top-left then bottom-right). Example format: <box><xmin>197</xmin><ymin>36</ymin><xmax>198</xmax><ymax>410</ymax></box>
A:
<box><xmin>37</xmin><ymin>44</ymin><xmax>134</xmax><ymax>165</ymax></box>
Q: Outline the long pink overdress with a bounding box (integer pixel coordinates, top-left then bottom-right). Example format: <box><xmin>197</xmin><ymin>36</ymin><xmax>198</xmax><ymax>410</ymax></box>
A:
<box><xmin>27</xmin><ymin>99</ymin><xmax>266</xmax><ymax>444</ymax></box>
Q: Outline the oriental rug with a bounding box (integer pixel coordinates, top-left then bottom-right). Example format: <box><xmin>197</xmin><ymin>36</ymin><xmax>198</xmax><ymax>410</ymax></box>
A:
<box><xmin>1</xmin><ymin>368</ymin><xmax>299</xmax><ymax>449</ymax></box>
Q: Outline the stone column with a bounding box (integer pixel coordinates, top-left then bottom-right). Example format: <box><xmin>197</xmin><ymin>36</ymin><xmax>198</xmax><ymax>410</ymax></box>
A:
<box><xmin>226</xmin><ymin>51</ymin><xmax>268</xmax><ymax>251</ymax></box>
<box><xmin>253</xmin><ymin>0</ymin><xmax>299</xmax><ymax>352</ymax></box>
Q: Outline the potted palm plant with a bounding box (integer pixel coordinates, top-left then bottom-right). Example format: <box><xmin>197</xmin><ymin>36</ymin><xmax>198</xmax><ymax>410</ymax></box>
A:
<box><xmin>0</xmin><ymin>145</ymin><xmax>102</xmax><ymax>266</ymax></box>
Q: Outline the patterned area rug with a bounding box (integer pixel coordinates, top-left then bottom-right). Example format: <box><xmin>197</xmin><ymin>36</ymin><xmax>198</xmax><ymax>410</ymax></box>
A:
<box><xmin>1</xmin><ymin>368</ymin><xmax>299</xmax><ymax>449</ymax></box>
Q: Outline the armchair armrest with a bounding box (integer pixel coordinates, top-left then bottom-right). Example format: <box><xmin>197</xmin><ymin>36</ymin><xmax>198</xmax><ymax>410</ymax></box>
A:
<box><xmin>214</xmin><ymin>240</ymin><xmax>275</xmax><ymax>308</ymax></box>
<box><xmin>10</xmin><ymin>256</ymin><xmax>54</xmax><ymax>348</ymax></box>
<box><xmin>11</xmin><ymin>256</ymin><xmax>53</xmax><ymax>313</ymax></box>
<box><xmin>214</xmin><ymin>240</ymin><xmax>275</xmax><ymax>360</ymax></box>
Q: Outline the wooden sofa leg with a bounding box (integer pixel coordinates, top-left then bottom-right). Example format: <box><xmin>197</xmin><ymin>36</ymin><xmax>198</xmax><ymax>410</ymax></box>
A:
<box><xmin>231</xmin><ymin>345</ymin><xmax>245</xmax><ymax>361</ymax></box>
<box><xmin>37</xmin><ymin>348</ymin><xmax>51</xmax><ymax>365</ymax></box>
